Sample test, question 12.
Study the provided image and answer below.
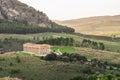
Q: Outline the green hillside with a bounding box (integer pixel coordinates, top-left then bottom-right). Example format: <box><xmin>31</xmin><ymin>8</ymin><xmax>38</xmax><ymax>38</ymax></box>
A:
<box><xmin>0</xmin><ymin>52</ymin><xmax>119</xmax><ymax>80</ymax></box>
<box><xmin>0</xmin><ymin>33</ymin><xmax>119</xmax><ymax>53</ymax></box>
<box><xmin>0</xmin><ymin>32</ymin><xmax>120</xmax><ymax>80</ymax></box>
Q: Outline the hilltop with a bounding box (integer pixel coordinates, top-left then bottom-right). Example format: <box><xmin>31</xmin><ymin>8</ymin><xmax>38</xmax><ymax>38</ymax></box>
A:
<box><xmin>0</xmin><ymin>0</ymin><xmax>51</xmax><ymax>28</ymax></box>
<box><xmin>0</xmin><ymin>0</ymin><xmax>75</xmax><ymax>34</ymax></box>
<box><xmin>54</xmin><ymin>15</ymin><xmax>120</xmax><ymax>36</ymax></box>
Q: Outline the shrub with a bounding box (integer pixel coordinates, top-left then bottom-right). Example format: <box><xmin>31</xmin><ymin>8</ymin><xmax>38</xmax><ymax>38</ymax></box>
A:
<box><xmin>0</xmin><ymin>67</ymin><xmax>3</xmax><ymax>71</ymax></box>
<box><xmin>87</xmin><ymin>74</ymin><xmax>97</xmax><ymax>80</ymax></box>
<box><xmin>0</xmin><ymin>57</ymin><xmax>5</xmax><ymax>61</ymax></box>
<box><xmin>97</xmin><ymin>74</ymin><xmax>113</xmax><ymax>80</ymax></box>
<box><xmin>10</xmin><ymin>69</ymin><xmax>20</xmax><ymax>74</ymax></box>
<box><xmin>44</xmin><ymin>53</ymin><xmax>88</xmax><ymax>63</ymax></box>
<box><xmin>81</xmin><ymin>66</ymin><xmax>93</xmax><ymax>74</ymax></box>
<box><xmin>61</xmin><ymin>56</ymin><xmax>70</xmax><ymax>62</ymax></box>
<box><xmin>44</xmin><ymin>53</ymin><xmax>57</xmax><ymax>61</ymax></box>
<box><xmin>16</xmin><ymin>56</ymin><xmax>21</xmax><ymax>63</ymax></box>
<box><xmin>70</xmin><ymin>76</ymin><xmax>87</xmax><ymax>80</ymax></box>
<box><xmin>9</xmin><ymin>62</ymin><xmax>13</xmax><ymax>66</ymax></box>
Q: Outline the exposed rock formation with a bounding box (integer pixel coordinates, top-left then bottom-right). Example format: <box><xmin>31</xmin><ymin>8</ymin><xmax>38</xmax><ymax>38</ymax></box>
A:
<box><xmin>0</xmin><ymin>0</ymin><xmax>52</xmax><ymax>27</ymax></box>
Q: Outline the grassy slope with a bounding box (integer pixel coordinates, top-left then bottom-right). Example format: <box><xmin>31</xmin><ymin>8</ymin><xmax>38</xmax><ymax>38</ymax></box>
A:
<box><xmin>51</xmin><ymin>46</ymin><xmax>76</xmax><ymax>53</ymax></box>
<box><xmin>0</xmin><ymin>51</ymin><xmax>119</xmax><ymax>80</ymax></box>
<box><xmin>75</xmin><ymin>47</ymin><xmax>120</xmax><ymax>64</ymax></box>
<box><xmin>51</xmin><ymin>46</ymin><xmax>120</xmax><ymax>64</ymax></box>
<box><xmin>0</xmin><ymin>52</ymin><xmax>119</xmax><ymax>80</ymax></box>
<box><xmin>0</xmin><ymin>32</ymin><xmax>120</xmax><ymax>79</ymax></box>
<box><xmin>54</xmin><ymin>15</ymin><xmax>120</xmax><ymax>36</ymax></box>
<box><xmin>0</xmin><ymin>52</ymin><xmax>89</xmax><ymax>80</ymax></box>
<box><xmin>0</xmin><ymin>33</ymin><xmax>119</xmax><ymax>52</ymax></box>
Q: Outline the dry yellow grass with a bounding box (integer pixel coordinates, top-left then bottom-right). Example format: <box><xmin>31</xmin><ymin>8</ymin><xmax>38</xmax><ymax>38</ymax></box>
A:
<box><xmin>0</xmin><ymin>77</ymin><xmax>21</xmax><ymax>80</ymax></box>
<box><xmin>0</xmin><ymin>52</ymin><xmax>16</xmax><ymax>57</ymax></box>
<box><xmin>54</xmin><ymin>15</ymin><xmax>120</xmax><ymax>36</ymax></box>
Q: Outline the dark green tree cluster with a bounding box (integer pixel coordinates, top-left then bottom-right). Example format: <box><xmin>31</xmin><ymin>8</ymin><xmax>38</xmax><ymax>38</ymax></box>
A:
<box><xmin>37</xmin><ymin>37</ymin><xmax>74</xmax><ymax>46</ymax></box>
<box><xmin>44</xmin><ymin>52</ymin><xmax>57</xmax><ymax>61</ymax></box>
<box><xmin>81</xmin><ymin>39</ymin><xmax>105</xmax><ymax>50</ymax></box>
<box><xmin>0</xmin><ymin>20</ymin><xmax>75</xmax><ymax>34</ymax></box>
<box><xmin>44</xmin><ymin>52</ymin><xmax>87</xmax><ymax>62</ymax></box>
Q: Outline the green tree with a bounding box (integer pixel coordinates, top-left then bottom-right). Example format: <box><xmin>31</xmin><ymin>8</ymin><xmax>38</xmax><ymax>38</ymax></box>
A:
<box><xmin>99</xmin><ymin>43</ymin><xmax>105</xmax><ymax>50</ymax></box>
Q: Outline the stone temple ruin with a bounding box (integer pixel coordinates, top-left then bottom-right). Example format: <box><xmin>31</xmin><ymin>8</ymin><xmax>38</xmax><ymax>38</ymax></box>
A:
<box><xmin>23</xmin><ymin>43</ymin><xmax>51</xmax><ymax>56</ymax></box>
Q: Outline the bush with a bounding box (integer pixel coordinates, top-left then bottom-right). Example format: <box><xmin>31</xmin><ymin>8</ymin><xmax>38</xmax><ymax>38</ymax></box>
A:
<box><xmin>97</xmin><ymin>74</ymin><xmax>113</xmax><ymax>80</ymax></box>
<box><xmin>10</xmin><ymin>69</ymin><xmax>20</xmax><ymax>74</ymax></box>
<box><xmin>81</xmin><ymin>66</ymin><xmax>93</xmax><ymax>74</ymax></box>
<box><xmin>16</xmin><ymin>56</ymin><xmax>21</xmax><ymax>63</ymax></box>
<box><xmin>0</xmin><ymin>67</ymin><xmax>3</xmax><ymax>71</ymax></box>
<box><xmin>0</xmin><ymin>57</ymin><xmax>5</xmax><ymax>61</ymax></box>
<box><xmin>70</xmin><ymin>76</ymin><xmax>87</xmax><ymax>80</ymax></box>
<box><xmin>43</xmin><ymin>53</ymin><xmax>88</xmax><ymax>63</ymax></box>
<box><xmin>61</xmin><ymin>53</ymin><xmax>87</xmax><ymax>62</ymax></box>
<box><xmin>61</xmin><ymin>56</ymin><xmax>70</xmax><ymax>62</ymax></box>
<box><xmin>87</xmin><ymin>74</ymin><xmax>97</xmax><ymax>80</ymax></box>
<box><xmin>9</xmin><ymin>62</ymin><xmax>13</xmax><ymax>66</ymax></box>
<box><xmin>44</xmin><ymin>53</ymin><xmax>57</xmax><ymax>61</ymax></box>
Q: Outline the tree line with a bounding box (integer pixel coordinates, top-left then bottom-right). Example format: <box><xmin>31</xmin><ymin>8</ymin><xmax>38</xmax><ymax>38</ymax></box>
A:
<box><xmin>37</xmin><ymin>37</ymin><xmax>74</xmax><ymax>46</ymax></box>
<box><xmin>0</xmin><ymin>20</ymin><xmax>75</xmax><ymax>34</ymax></box>
<box><xmin>81</xmin><ymin>39</ymin><xmax>105</xmax><ymax>50</ymax></box>
<box><xmin>44</xmin><ymin>52</ymin><xmax>87</xmax><ymax>62</ymax></box>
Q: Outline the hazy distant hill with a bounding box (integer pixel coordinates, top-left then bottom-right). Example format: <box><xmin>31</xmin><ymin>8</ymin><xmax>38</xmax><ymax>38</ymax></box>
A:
<box><xmin>54</xmin><ymin>15</ymin><xmax>120</xmax><ymax>36</ymax></box>
<box><xmin>0</xmin><ymin>0</ymin><xmax>52</xmax><ymax>28</ymax></box>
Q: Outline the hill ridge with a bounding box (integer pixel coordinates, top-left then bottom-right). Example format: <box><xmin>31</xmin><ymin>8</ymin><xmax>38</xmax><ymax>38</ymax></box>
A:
<box><xmin>54</xmin><ymin>15</ymin><xmax>120</xmax><ymax>36</ymax></box>
<box><xmin>0</xmin><ymin>0</ymin><xmax>52</xmax><ymax>27</ymax></box>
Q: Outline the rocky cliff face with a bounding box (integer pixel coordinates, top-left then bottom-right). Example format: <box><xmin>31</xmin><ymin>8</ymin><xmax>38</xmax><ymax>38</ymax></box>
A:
<box><xmin>0</xmin><ymin>0</ymin><xmax>52</xmax><ymax>27</ymax></box>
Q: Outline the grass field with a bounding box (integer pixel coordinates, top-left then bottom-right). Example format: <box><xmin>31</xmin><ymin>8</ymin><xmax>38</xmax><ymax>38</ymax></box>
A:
<box><xmin>0</xmin><ymin>33</ymin><xmax>119</xmax><ymax>53</ymax></box>
<box><xmin>51</xmin><ymin>46</ymin><xmax>76</xmax><ymax>53</ymax></box>
<box><xmin>105</xmin><ymin>33</ymin><xmax>120</xmax><ymax>37</ymax></box>
<box><xmin>75</xmin><ymin>47</ymin><xmax>120</xmax><ymax>64</ymax></box>
<box><xmin>52</xmin><ymin>46</ymin><xmax>120</xmax><ymax>64</ymax></box>
<box><xmin>54</xmin><ymin>15</ymin><xmax>120</xmax><ymax>36</ymax></box>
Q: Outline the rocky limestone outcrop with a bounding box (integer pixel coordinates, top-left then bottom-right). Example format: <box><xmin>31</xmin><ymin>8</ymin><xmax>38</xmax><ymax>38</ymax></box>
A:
<box><xmin>0</xmin><ymin>0</ymin><xmax>52</xmax><ymax>27</ymax></box>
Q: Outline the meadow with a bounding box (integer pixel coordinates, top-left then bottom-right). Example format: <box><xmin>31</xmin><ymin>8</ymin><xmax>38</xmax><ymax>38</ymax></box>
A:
<box><xmin>51</xmin><ymin>46</ymin><xmax>76</xmax><ymax>53</ymax></box>
<box><xmin>0</xmin><ymin>33</ymin><xmax>120</xmax><ymax>53</ymax></box>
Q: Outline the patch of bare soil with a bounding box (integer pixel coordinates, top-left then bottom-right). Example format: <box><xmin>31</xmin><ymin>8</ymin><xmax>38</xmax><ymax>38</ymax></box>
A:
<box><xmin>0</xmin><ymin>52</ymin><xmax>16</xmax><ymax>57</ymax></box>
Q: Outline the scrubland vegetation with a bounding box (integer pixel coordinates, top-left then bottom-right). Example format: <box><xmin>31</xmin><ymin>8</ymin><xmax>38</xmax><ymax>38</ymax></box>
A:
<box><xmin>0</xmin><ymin>52</ymin><xmax>119</xmax><ymax>80</ymax></box>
